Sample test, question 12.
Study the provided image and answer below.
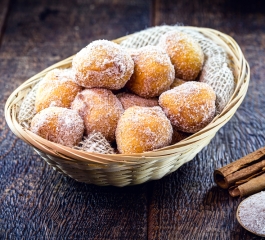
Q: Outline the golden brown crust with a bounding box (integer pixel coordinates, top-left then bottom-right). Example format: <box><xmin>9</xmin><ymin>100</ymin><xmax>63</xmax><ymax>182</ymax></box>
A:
<box><xmin>30</xmin><ymin>107</ymin><xmax>84</xmax><ymax>147</ymax></box>
<box><xmin>115</xmin><ymin>106</ymin><xmax>173</xmax><ymax>154</ymax></box>
<box><xmin>159</xmin><ymin>81</ymin><xmax>216</xmax><ymax>133</ymax></box>
<box><xmin>159</xmin><ymin>31</ymin><xmax>204</xmax><ymax>81</ymax></box>
<box><xmin>116</xmin><ymin>92</ymin><xmax>158</xmax><ymax>110</ymax></box>
<box><xmin>125</xmin><ymin>46</ymin><xmax>175</xmax><ymax>98</ymax></box>
<box><xmin>71</xmin><ymin>88</ymin><xmax>124</xmax><ymax>142</ymax></box>
<box><xmin>170</xmin><ymin>78</ymin><xmax>187</xmax><ymax>89</ymax></box>
<box><xmin>72</xmin><ymin>40</ymin><xmax>134</xmax><ymax>90</ymax></box>
<box><xmin>35</xmin><ymin>69</ymin><xmax>82</xmax><ymax>113</ymax></box>
<box><xmin>171</xmin><ymin>126</ymin><xmax>190</xmax><ymax>144</ymax></box>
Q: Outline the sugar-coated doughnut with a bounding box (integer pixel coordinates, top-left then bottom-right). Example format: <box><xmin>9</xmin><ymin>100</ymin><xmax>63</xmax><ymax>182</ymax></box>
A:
<box><xmin>159</xmin><ymin>81</ymin><xmax>216</xmax><ymax>133</ymax></box>
<box><xmin>159</xmin><ymin>31</ymin><xmax>204</xmax><ymax>81</ymax></box>
<box><xmin>71</xmin><ymin>88</ymin><xmax>124</xmax><ymax>142</ymax></box>
<box><xmin>30</xmin><ymin>107</ymin><xmax>84</xmax><ymax>147</ymax></box>
<box><xmin>171</xmin><ymin>126</ymin><xmax>190</xmax><ymax>145</ymax></box>
<box><xmin>170</xmin><ymin>78</ymin><xmax>186</xmax><ymax>89</ymax></box>
<box><xmin>116</xmin><ymin>92</ymin><xmax>158</xmax><ymax>110</ymax></box>
<box><xmin>72</xmin><ymin>40</ymin><xmax>134</xmax><ymax>90</ymax></box>
<box><xmin>126</xmin><ymin>46</ymin><xmax>175</xmax><ymax>98</ymax></box>
<box><xmin>115</xmin><ymin>106</ymin><xmax>173</xmax><ymax>154</ymax></box>
<box><xmin>35</xmin><ymin>68</ymin><xmax>82</xmax><ymax>113</ymax></box>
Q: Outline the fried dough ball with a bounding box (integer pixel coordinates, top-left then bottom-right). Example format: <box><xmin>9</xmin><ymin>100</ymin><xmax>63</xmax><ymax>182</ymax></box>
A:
<box><xmin>35</xmin><ymin>68</ymin><xmax>82</xmax><ymax>113</ymax></box>
<box><xmin>170</xmin><ymin>78</ymin><xmax>186</xmax><ymax>89</ymax></box>
<box><xmin>159</xmin><ymin>82</ymin><xmax>216</xmax><ymax>133</ymax></box>
<box><xmin>159</xmin><ymin>31</ymin><xmax>204</xmax><ymax>81</ymax></box>
<box><xmin>126</xmin><ymin>46</ymin><xmax>175</xmax><ymax>98</ymax></box>
<box><xmin>71</xmin><ymin>88</ymin><xmax>124</xmax><ymax>142</ymax></box>
<box><xmin>116</xmin><ymin>106</ymin><xmax>173</xmax><ymax>154</ymax></box>
<box><xmin>30</xmin><ymin>107</ymin><xmax>84</xmax><ymax>147</ymax></box>
<box><xmin>116</xmin><ymin>92</ymin><xmax>158</xmax><ymax>110</ymax></box>
<box><xmin>72</xmin><ymin>40</ymin><xmax>134</xmax><ymax>90</ymax></box>
<box><xmin>171</xmin><ymin>126</ymin><xmax>190</xmax><ymax>145</ymax></box>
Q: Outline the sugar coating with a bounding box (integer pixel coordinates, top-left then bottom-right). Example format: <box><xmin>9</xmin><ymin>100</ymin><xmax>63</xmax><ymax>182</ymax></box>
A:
<box><xmin>126</xmin><ymin>45</ymin><xmax>175</xmax><ymax>98</ymax></box>
<box><xmin>30</xmin><ymin>107</ymin><xmax>84</xmax><ymax>147</ymax></box>
<box><xmin>170</xmin><ymin>78</ymin><xmax>186</xmax><ymax>89</ymax></box>
<box><xmin>71</xmin><ymin>88</ymin><xmax>124</xmax><ymax>142</ymax></box>
<box><xmin>238</xmin><ymin>191</ymin><xmax>265</xmax><ymax>236</ymax></box>
<box><xmin>116</xmin><ymin>106</ymin><xmax>173</xmax><ymax>154</ymax></box>
<box><xmin>120</xmin><ymin>25</ymin><xmax>235</xmax><ymax>113</ymax></box>
<box><xmin>72</xmin><ymin>40</ymin><xmax>134</xmax><ymax>90</ymax></box>
<box><xmin>35</xmin><ymin>68</ymin><xmax>82</xmax><ymax>112</ymax></box>
<box><xmin>171</xmin><ymin>126</ymin><xmax>190</xmax><ymax>144</ymax></box>
<box><xmin>116</xmin><ymin>92</ymin><xmax>158</xmax><ymax>110</ymax></box>
<box><xmin>159</xmin><ymin>81</ymin><xmax>216</xmax><ymax>133</ymax></box>
<box><xmin>158</xmin><ymin>31</ymin><xmax>204</xmax><ymax>81</ymax></box>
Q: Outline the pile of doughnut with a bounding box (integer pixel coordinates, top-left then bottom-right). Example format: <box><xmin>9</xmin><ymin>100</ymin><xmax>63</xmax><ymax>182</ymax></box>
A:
<box><xmin>30</xmin><ymin>30</ymin><xmax>218</xmax><ymax>154</ymax></box>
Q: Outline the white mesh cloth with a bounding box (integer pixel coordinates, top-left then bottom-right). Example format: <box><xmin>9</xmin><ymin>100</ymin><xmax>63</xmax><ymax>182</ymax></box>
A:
<box><xmin>17</xmin><ymin>80</ymin><xmax>42</xmax><ymax>129</ymax></box>
<box><xmin>120</xmin><ymin>25</ymin><xmax>235</xmax><ymax>113</ymax></box>
<box><xmin>73</xmin><ymin>132</ymin><xmax>115</xmax><ymax>154</ymax></box>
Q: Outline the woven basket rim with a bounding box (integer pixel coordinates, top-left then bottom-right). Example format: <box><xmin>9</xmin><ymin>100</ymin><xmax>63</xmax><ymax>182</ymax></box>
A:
<box><xmin>5</xmin><ymin>26</ymin><xmax>250</xmax><ymax>164</ymax></box>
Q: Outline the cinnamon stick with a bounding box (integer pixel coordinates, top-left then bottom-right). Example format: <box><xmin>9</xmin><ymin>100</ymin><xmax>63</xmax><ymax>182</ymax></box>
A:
<box><xmin>214</xmin><ymin>146</ymin><xmax>265</xmax><ymax>197</ymax></box>
<box><xmin>229</xmin><ymin>173</ymin><xmax>265</xmax><ymax>197</ymax></box>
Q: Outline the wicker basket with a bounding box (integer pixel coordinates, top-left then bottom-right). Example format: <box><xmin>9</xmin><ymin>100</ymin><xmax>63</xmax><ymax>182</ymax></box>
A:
<box><xmin>5</xmin><ymin>27</ymin><xmax>250</xmax><ymax>187</ymax></box>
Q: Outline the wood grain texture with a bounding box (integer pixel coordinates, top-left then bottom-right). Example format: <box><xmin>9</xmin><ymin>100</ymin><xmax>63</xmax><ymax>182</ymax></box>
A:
<box><xmin>1</xmin><ymin>0</ymin><xmax>265</xmax><ymax>239</ymax></box>
<box><xmin>149</xmin><ymin>0</ymin><xmax>265</xmax><ymax>239</ymax></box>
<box><xmin>152</xmin><ymin>0</ymin><xmax>265</xmax><ymax>31</ymax></box>
<box><xmin>0</xmin><ymin>0</ymin><xmax>10</xmax><ymax>44</ymax></box>
<box><xmin>0</xmin><ymin>0</ymin><xmax>151</xmax><ymax>239</ymax></box>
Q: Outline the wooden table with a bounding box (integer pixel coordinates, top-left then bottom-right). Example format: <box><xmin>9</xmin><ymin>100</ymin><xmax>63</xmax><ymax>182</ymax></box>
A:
<box><xmin>1</xmin><ymin>0</ymin><xmax>265</xmax><ymax>239</ymax></box>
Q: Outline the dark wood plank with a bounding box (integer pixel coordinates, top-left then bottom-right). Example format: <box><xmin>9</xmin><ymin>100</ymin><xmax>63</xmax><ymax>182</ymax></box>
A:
<box><xmin>0</xmin><ymin>0</ymin><xmax>151</xmax><ymax>239</ymax></box>
<box><xmin>1</xmin><ymin>0</ymin><xmax>151</xmax><ymax>77</ymax></box>
<box><xmin>0</xmin><ymin>0</ymin><xmax>10</xmax><ymax>44</ymax></box>
<box><xmin>149</xmin><ymin>0</ymin><xmax>265</xmax><ymax>239</ymax></box>
<box><xmin>152</xmin><ymin>0</ymin><xmax>265</xmax><ymax>31</ymax></box>
<box><xmin>2</xmin><ymin>0</ymin><xmax>265</xmax><ymax>239</ymax></box>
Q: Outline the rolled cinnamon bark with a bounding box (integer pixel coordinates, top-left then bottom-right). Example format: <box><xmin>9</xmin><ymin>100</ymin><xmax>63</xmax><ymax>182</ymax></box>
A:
<box><xmin>229</xmin><ymin>173</ymin><xmax>265</xmax><ymax>197</ymax></box>
<box><xmin>214</xmin><ymin>160</ymin><xmax>265</xmax><ymax>189</ymax></box>
<box><xmin>214</xmin><ymin>146</ymin><xmax>265</xmax><ymax>197</ymax></box>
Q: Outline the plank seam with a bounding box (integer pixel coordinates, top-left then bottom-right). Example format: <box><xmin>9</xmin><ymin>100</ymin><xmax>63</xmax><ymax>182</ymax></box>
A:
<box><xmin>0</xmin><ymin>0</ymin><xmax>11</xmax><ymax>49</ymax></box>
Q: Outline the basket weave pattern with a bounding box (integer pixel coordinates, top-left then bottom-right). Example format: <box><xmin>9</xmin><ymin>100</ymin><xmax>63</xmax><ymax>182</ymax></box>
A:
<box><xmin>5</xmin><ymin>27</ymin><xmax>250</xmax><ymax>186</ymax></box>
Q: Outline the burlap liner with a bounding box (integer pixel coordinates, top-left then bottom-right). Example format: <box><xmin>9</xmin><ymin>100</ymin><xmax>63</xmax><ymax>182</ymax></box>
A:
<box><xmin>73</xmin><ymin>131</ymin><xmax>115</xmax><ymax>154</ymax></box>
